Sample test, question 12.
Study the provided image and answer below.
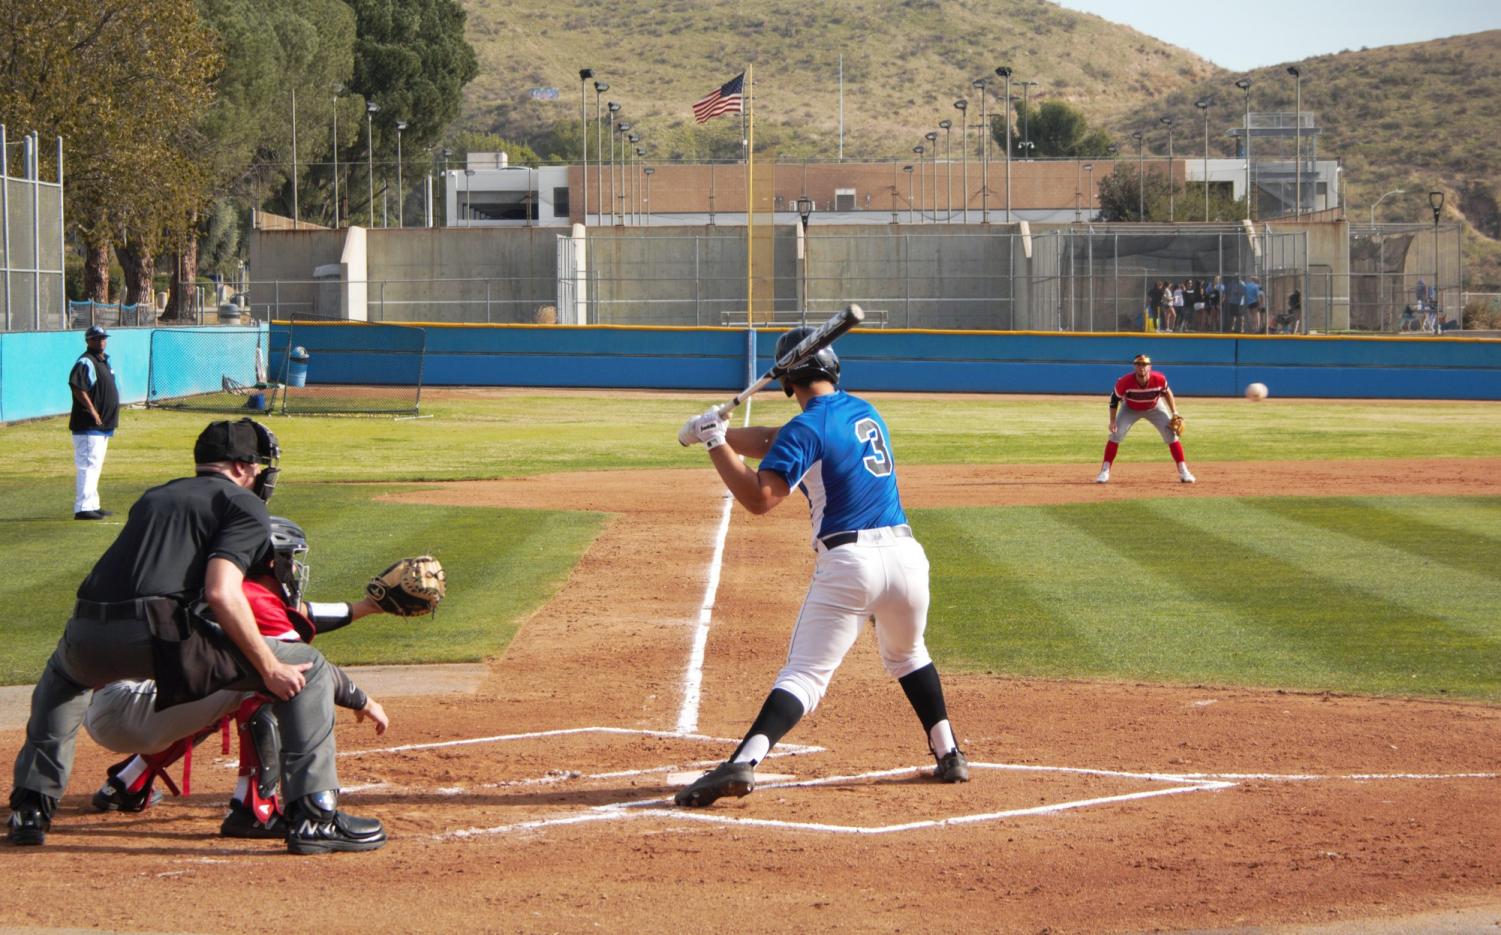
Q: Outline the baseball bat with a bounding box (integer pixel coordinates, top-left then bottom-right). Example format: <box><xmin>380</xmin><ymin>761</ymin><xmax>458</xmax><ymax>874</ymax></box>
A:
<box><xmin>716</xmin><ymin>303</ymin><xmax>866</xmax><ymax>418</ymax></box>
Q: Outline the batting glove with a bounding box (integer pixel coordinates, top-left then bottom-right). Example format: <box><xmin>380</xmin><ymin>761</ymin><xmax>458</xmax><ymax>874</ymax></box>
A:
<box><xmin>691</xmin><ymin>411</ymin><xmax>728</xmax><ymax>449</ymax></box>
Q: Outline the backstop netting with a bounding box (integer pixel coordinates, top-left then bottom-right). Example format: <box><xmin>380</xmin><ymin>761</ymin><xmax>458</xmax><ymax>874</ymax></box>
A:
<box><xmin>270</xmin><ymin>319</ymin><xmax>425</xmax><ymax>415</ymax></box>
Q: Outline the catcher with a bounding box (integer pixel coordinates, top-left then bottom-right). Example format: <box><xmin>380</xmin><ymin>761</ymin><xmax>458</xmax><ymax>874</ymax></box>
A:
<box><xmin>82</xmin><ymin>517</ymin><xmax>444</xmax><ymax>842</ymax></box>
<box><xmin>1094</xmin><ymin>354</ymin><xmax>1196</xmax><ymax>484</ymax></box>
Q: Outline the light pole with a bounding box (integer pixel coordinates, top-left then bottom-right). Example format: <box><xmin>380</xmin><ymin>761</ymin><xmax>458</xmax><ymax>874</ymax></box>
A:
<box><xmin>395</xmin><ymin>120</ymin><xmax>406</xmax><ymax>227</ymax></box>
<box><xmin>579</xmin><ymin>68</ymin><xmax>593</xmax><ymax>225</ymax></box>
<box><xmin>925</xmin><ymin>132</ymin><xmax>938</xmax><ymax>224</ymax></box>
<box><xmin>365</xmin><ymin>100</ymin><xmax>379</xmax><ymax>227</ymax></box>
<box><xmin>331</xmin><ymin>84</ymin><xmax>343</xmax><ymax>228</ymax></box>
<box><xmin>1370</xmin><ymin>188</ymin><xmax>1406</xmax><ymax>225</ymax></box>
<box><xmin>632</xmin><ymin>142</ymin><xmax>644</xmax><ymax>225</ymax></box>
<box><xmin>290</xmin><ymin>89</ymin><xmax>299</xmax><ymax>228</ymax></box>
<box><xmin>643</xmin><ymin>165</ymin><xmax>654</xmax><ymax>225</ymax></box>
<box><xmin>593</xmin><ymin>82</ymin><xmax>608</xmax><ymax>223</ymax></box>
<box><xmin>1429</xmin><ymin>190</ymin><xmax>1444</xmax><ymax>323</ymax></box>
<box><xmin>1083</xmin><ymin>163</ymin><xmax>1094</xmax><ymax>220</ymax></box>
<box><xmin>1131</xmin><ymin>130</ymin><xmax>1145</xmax><ymax>220</ymax></box>
<box><xmin>913</xmin><ymin>145</ymin><xmax>925</xmax><ymax>221</ymax></box>
<box><xmin>1288</xmin><ymin>65</ymin><xmax>1302</xmax><ymax>216</ymax></box>
<box><xmin>1195</xmin><ymin>98</ymin><xmax>1211</xmax><ymax>222</ymax></box>
<box><xmin>995</xmin><ymin>66</ymin><xmax>1013</xmax><ymax>222</ymax></box>
<box><xmin>953</xmin><ymin>99</ymin><xmax>968</xmax><ymax>222</ymax></box>
<box><xmin>1019</xmin><ymin>80</ymin><xmax>1038</xmax><ymax>156</ymax></box>
<box><xmin>607</xmin><ymin>104</ymin><xmax>621</xmax><ymax>223</ymax></box>
<box><xmin>614</xmin><ymin>121</ymin><xmax>631</xmax><ymax>225</ymax></box>
<box><xmin>1160</xmin><ymin>115</ymin><xmax>1176</xmax><ymax>222</ymax></box>
<box><xmin>463</xmin><ymin>167</ymin><xmax>474</xmax><ymax>226</ymax></box>
<box><xmin>938</xmin><ymin>118</ymin><xmax>953</xmax><ymax>222</ymax></box>
<box><xmin>796</xmin><ymin>195</ymin><xmax>813</xmax><ymax>318</ymax></box>
<box><xmin>1235</xmin><ymin>78</ymin><xmax>1252</xmax><ymax>220</ymax></box>
<box><xmin>903</xmin><ymin>165</ymin><xmax>914</xmax><ymax>224</ymax></box>
<box><xmin>972</xmin><ymin>77</ymin><xmax>988</xmax><ymax>222</ymax></box>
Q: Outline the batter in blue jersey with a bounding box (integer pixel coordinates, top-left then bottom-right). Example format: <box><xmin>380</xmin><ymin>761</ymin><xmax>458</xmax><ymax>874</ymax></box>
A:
<box><xmin>674</xmin><ymin>328</ymin><xmax>969</xmax><ymax>808</ymax></box>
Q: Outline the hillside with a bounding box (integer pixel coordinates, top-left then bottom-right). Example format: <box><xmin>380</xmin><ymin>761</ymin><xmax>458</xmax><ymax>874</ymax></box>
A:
<box><xmin>1112</xmin><ymin>30</ymin><xmax>1501</xmax><ymax>285</ymax></box>
<box><xmin>455</xmin><ymin>1</ymin><xmax>1499</xmax><ymax>284</ymax></box>
<box><xmin>457</xmin><ymin>0</ymin><xmax>1218</xmax><ymax>159</ymax></box>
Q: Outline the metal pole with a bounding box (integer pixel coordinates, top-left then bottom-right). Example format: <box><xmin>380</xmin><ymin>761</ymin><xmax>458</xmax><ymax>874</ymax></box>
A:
<box><xmin>1236</xmin><ymin>79</ymin><xmax>1252</xmax><ymax>221</ymax></box>
<box><xmin>290</xmin><ymin>89</ymin><xmax>299</xmax><ymax>227</ymax></box>
<box><xmin>975</xmin><ymin>79</ymin><xmax>988</xmax><ymax>222</ymax></box>
<box><xmin>579</xmin><ymin>71</ymin><xmax>590</xmax><ymax>226</ymax></box>
<box><xmin>1133</xmin><ymin>131</ymin><xmax>1144</xmax><ymax>220</ymax></box>
<box><xmin>1003</xmin><ymin>71</ymin><xmax>1013</xmax><ymax>222</ymax></box>
<box><xmin>940</xmin><ymin>120</ymin><xmax>952</xmax><ymax>223</ymax></box>
<box><xmin>1291</xmin><ymin>67</ymin><xmax>1302</xmax><ymax>217</ymax></box>
<box><xmin>396</xmin><ymin>123</ymin><xmax>405</xmax><ymax>227</ymax></box>
<box><xmin>594</xmin><ymin>90</ymin><xmax>604</xmax><ymax>225</ymax></box>
<box><xmin>29</xmin><ymin>133</ymin><xmax>41</xmax><ymax>328</ymax></box>
<box><xmin>955</xmin><ymin>100</ymin><xmax>968</xmax><ymax>223</ymax></box>
<box><xmin>366</xmin><ymin>105</ymin><xmax>376</xmax><ymax>227</ymax></box>
<box><xmin>1</xmin><ymin>123</ymin><xmax>10</xmax><ymax>331</ymax></box>
<box><xmin>1200</xmin><ymin>100</ymin><xmax>1210</xmax><ymax>222</ymax></box>
<box><xmin>331</xmin><ymin>97</ymin><xmax>339</xmax><ymax>228</ymax></box>
<box><xmin>1162</xmin><ymin>117</ymin><xmax>1175</xmax><ymax>222</ymax></box>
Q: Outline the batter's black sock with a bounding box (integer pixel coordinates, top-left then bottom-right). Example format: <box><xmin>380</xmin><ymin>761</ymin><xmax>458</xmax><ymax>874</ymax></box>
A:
<box><xmin>730</xmin><ymin>688</ymin><xmax>805</xmax><ymax>766</ymax></box>
<box><xmin>899</xmin><ymin>664</ymin><xmax>948</xmax><ymax>731</ymax></box>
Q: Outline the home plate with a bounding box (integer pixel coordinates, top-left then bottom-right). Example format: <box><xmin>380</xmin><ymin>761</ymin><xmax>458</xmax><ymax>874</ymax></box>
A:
<box><xmin>667</xmin><ymin>770</ymin><xmax>795</xmax><ymax>786</ymax></box>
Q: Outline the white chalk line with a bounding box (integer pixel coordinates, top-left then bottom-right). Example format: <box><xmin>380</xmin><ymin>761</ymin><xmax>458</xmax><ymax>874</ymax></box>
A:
<box><xmin>674</xmin><ymin>395</ymin><xmax>756</xmax><ymax>735</ymax></box>
<box><xmin>338</xmin><ymin>724</ymin><xmax>822</xmax><ymax>759</ymax></box>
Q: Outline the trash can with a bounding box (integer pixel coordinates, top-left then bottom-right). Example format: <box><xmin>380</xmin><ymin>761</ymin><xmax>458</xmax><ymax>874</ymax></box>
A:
<box><xmin>287</xmin><ymin>346</ymin><xmax>310</xmax><ymax>388</ymax></box>
<box><xmin>217</xmin><ymin>302</ymin><xmax>242</xmax><ymax>325</ymax></box>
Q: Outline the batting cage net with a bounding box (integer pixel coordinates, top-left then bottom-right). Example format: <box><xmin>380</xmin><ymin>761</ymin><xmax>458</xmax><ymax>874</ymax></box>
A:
<box><xmin>269</xmin><ymin>319</ymin><xmax>425</xmax><ymax>416</ymax></box>
<box><xmin>147</xmin><ymin>327</ymin><xmax>276</xmax><ymax>413</ymax></box>
<box><xmin>147</xmin><ymin>321</ymin><xmax>425</xmax><ymax>416</ymax></box>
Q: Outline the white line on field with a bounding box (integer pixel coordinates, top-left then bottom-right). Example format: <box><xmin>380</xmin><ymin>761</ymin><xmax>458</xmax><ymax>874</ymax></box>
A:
<box><xmin>338</xmin><ymin>725</ymin><xmax>823</xmax><ymax>759</ymax></box>
<box><xmin>674</xmin><ymin>396</ymin><xmax>755</xmax><ymax>736</ymax></box>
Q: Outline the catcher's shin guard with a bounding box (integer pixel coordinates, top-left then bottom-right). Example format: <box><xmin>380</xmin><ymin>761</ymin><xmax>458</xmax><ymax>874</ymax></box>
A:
<box><xmin>236</xmin><ymin>700</ymin><xmax>283</xmax><ymax>824</ymax></box>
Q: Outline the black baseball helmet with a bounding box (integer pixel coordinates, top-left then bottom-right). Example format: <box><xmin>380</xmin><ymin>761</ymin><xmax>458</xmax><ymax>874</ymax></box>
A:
<box><xmin>774</xmin><ymin>327</ymin><xmax>840</xmax><ymax>397</ymax></box>
<box><xmin>267</xmin><ymin>516</ymin><xmax>310</xmax><ymax>608</ymax></box>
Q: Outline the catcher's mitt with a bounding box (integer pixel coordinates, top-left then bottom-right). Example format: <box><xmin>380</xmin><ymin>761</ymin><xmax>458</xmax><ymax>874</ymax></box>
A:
<box><xmin>366</xmin><ymin>556</ymin><xmax>446</xmax><ymax>617</ymax></box>
<box><xmin>1169</xmin><ymin>413</ymin><xmax>1185</xmax><ymax>437</ymax></box>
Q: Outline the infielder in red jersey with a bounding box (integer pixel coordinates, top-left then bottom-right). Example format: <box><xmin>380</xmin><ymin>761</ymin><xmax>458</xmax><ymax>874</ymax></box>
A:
<box><xmin>1094</xmin><ymin>354</ymin><xmax>1195</xmax><ymax>484</ymax></box>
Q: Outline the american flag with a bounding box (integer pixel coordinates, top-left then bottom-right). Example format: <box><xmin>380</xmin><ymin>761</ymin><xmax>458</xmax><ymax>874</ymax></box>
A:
<box><xmin>692</xmin><ymin>72</ymin><xmax>745</xmax><ymax>124</ymax></box>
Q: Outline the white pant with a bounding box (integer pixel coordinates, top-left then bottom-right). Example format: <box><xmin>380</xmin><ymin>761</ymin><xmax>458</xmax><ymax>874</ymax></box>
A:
<box><xmin>72</xmin><ymin>433</ymin><xmax>110</xmax><ymax>512</ymax></box>
<box><xmin>83</xmin><ymin>680</ymin><xmax>249</xmax><ymax>755</ymax></box>
<box><xmin>1109</xmin><ymin>400</ymin><xmax>1176</xmax><ymax>444</ymax></box>
<box><xmin>773</xmin><ymin>528</ymin><xmax>933</xmax><ymax>714</ymax></box>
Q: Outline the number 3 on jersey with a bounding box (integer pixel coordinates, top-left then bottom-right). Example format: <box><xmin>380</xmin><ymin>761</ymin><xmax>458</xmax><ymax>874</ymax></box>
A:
<box><xmin>855</xmin><ymin>417</ymin><xmax>893</xmax><ymax>477</ymax></box>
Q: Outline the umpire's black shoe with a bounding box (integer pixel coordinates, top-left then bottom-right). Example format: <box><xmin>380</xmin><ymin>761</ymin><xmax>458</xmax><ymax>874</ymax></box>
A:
<box><xmin>220</xmin><ymin>799</ymin><xmax>287</xmax><ymax>840</ymax></box>
<box><xmin>6</xmin><ymin>790</ymin><xmax>56</xmax><ymax>846</ymax></box>
<box><xmin>674</xmin><ymin>760</ymin><xmax>755</xmax><ymax>807</ymax></box>
<box><xmin>285</xmin><ymin>791</ymin><xmax>386</xmax><ymax>855</ymax></box>
<box><xmin>74</xmin><ymin>510</ymin><xmax>105</xmax><ymax>520</ymax></box>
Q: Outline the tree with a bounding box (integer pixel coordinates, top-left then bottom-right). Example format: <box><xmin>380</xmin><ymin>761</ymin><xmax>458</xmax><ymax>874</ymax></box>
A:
<box><xmin>1095</xmin><ymin>164</ymin><xmax>1246</xmax><ymax>222</ymax></box>
<box><xmin>992</xmin><ymin>99</ymin><xmax>1113</xmax><ymax>158</ymax></box>
<box><xmin>0</xmin><ymin>0</ymin><xmax>221</xmax><ymax>301</ymax></box>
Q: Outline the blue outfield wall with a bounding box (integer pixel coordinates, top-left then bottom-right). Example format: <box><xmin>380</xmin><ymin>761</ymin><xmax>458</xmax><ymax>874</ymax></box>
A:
<box><xmin>269</xmin><ymin>323</ymin><xmax>1501</xmax><ymax>401</ymax></box>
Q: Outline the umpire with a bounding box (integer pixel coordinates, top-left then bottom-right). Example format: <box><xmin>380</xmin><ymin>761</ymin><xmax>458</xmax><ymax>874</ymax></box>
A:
<box><xmin>6</xmin><ymin>418</ymin><xmax>385</xmax><ymax>854</ymax></box>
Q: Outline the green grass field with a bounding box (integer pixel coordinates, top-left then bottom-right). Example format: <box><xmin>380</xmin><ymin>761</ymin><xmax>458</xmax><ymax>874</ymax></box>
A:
<box><xmin>2</xmin><ymin>393</ymin><xmax>1499</xmax><ymax>699</ymax></box>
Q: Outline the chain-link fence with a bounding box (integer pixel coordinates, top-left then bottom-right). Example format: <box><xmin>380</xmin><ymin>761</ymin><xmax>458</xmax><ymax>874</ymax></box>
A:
<box><xmin>1</xmin><ymin>129</ymin><xmax>65</xmax><ymax>332</ymax></box>
<box><xmin>1349</xmin><ymin>223</ymin><xmax>1464</xmax><ymax>333</ymax></box>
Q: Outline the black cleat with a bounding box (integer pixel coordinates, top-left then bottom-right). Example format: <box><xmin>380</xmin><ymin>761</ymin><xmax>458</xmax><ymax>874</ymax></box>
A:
<box><xmin>91</xmin><ymin>759</ymin><xmax>163</xmax><ymax>812</ymax></box>
<box><xmin>6</xmin><ymin>791</ymin><xmax>56</xmax><ymax>846</ymax></box>
<box><xmin>934</xmin><ymin>749</ymin><xmax>970</xmax><ymax>783</ymax></box>
<box><xmin>285</xmin><ymin>792</ymin><xmax>386</xmax><ymax>855</ymax></box>
<box><xmin>674</xmin><ymin>760</ymin><xmax>756</xmax><ymax>807</ymax></box>
<box><xmin>220</xmin><ymin>800</ymin><xmax>287</xmax><ymax>840</ymax></box>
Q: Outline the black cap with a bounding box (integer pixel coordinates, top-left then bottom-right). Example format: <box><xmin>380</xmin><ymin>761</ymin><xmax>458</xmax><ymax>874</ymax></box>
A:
<box><xmin>85</xmin><ymin>325</ymin><xmax>110</xmax><ymax>340</ymax></box>
<box><xmin>195</xmin><ymin>418</ymin><xmax>272</xmax><ymax>464</ymax></box>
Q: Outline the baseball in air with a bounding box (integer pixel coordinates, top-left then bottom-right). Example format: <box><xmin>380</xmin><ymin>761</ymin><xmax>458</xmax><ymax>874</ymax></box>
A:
<box><xmin>1245</xmin><ymin>382</ymin><xmax>1269</xmax><ymax>401</ymax></box>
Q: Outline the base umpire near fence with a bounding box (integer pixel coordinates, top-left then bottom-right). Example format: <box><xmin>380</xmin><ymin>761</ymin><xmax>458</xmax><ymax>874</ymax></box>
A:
<box><xmin>5</xmin><ymin>418</ymin><xmax>385</xmax><ymax>854</ymax></box>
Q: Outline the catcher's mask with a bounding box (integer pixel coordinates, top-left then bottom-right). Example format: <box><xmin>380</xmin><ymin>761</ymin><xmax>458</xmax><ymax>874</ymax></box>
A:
<box><xmin>267</xmin><ymin>515</ymin><xmax>309</xmax><ymax>608</ymax></box>
<box><xmin>774</xmin><ymin>326</ymin><xmax>841</xmax><ymax>397</ymax></box>
<box><xmin>195</xmin><ymin>418</ymin><xmax>281</xmax><ymax>502</ymax></box>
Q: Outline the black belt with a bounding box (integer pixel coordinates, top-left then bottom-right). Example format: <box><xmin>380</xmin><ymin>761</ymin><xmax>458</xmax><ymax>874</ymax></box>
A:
<box><xmin>72</xmin><ymin>598</ymin><xmax>173</xmax><ymax>622</ymax></box>
<box><xmin>819</xmin><ymin>524</ymin><xmax>913</xmax><ymax>551</ymax></box>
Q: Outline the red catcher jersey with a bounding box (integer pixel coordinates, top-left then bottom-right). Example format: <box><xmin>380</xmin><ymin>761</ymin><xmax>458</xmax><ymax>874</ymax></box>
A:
<box><xmin>243</xmin><ymin>575</ymin><xmax>315</xmax><ymax>642</ymax></box>
<box><xmin>1115</xmin><ymin>371</ymin><xmax>1169</xmax><ymax>411</ymax></box>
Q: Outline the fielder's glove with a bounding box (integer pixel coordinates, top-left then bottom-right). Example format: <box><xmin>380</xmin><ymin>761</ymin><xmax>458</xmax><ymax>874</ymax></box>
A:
<box><xmin>366</xmin><ymin>556</ymin><xmax>447</xmax><ymax>617</ymax></box>
<box><xmin>1169</xmin><ymin>413</ymin><xmax>1185</xmax><ymax>437</ymax></box>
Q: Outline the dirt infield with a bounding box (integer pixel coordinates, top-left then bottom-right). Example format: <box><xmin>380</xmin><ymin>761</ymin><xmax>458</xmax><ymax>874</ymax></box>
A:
<box><xmin>3</xmin><ymin>458</ymin><xmax>1500</xmax><ymax>934</ymax></box>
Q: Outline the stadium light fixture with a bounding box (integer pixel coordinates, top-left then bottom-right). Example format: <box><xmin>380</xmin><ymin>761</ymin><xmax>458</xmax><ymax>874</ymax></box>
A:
<box><xmin>903</xmin><ymin>165</ymin><xmax>914</xmax><ymax>224</ymax></box>
<box><xmin>954</xmin><ymin>99</ymin><xmax>969</xmax><ymax>223</ymax></box>
<box><xmin>1288</xmin><ymin>66</ymin><xmax>1302</xmax><ymax>216</ymax></box>
<box><xmin>593</xmin><ymin>82</ymin><xmax>610</xmax><ymax>224</ymax></box>
<box><xmin>1369</xmin><ymin>188</ymin><xmax>1405</xmax><ymax>225</ymax></box>
<box><xmin>395</xmin><ymin>120</ymin><xmax>407</xmax><ymax>227</ymax></box>
<box><xmin>1160</xmin><ymin>115</ymin><xmax>1176</xmax><ymax>221</ymax></box>
<box><xmin>579</xmin><ymin>69</ymin><xmax>594</xmax><ymax>226</ymax></box>
<box><xmin>914</xmin><ymin>144</ymin><xmax>926</xmax><ymax>221</ymax></box>
<box><xmin>971</xmin><ymin>77</ymin><xmax>989</xmax><ymax>221</ymax></box>
<box><xmin>938</xmin><ymin>119</ymin><xmax>953</xmax><ymax>223</ymax></box>
<box><xmin>330</xmin><ymin>84</ymin><xmax>344</xmax><ymax>228</ymax></box>
<box><xmin>1430</xmin><ymin>190</ymin><xmax>1444</xmax><ymax>318</ymax></box>
<box><xmin>643</xmin><ymin>165</ymin><xmax>654</xmax><ymax>225</ymax></box>
<box><xmin>1195</xmin><ymin>98</ymin><xmax>1212</xmax><ymax>222</ymax></box>
<box><xmin>1131</xmin><ymin>130</ymin><xmax>1145</xmax><ymax>220</ymax></box>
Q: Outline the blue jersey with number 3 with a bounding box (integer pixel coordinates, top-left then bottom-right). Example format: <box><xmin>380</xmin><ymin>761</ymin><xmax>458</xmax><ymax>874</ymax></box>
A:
<box><xmin>759</xmin><ymin>390</ymin><xmax>907</xmax><ymax>539</ymax></box>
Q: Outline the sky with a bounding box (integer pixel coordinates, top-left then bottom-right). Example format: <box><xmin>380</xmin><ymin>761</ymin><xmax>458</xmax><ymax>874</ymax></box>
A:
<box><xmin>1051</xmin><ymin>0</ymin><xmax>1501</xmax><ymax>72</ymax></box>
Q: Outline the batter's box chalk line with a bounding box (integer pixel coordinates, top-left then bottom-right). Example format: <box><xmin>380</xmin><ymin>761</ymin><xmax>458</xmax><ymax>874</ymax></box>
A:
<box><xmin>427</xmin><ymin>760</ymin><xmax>1501</xmax><ymax>841</ymax></box>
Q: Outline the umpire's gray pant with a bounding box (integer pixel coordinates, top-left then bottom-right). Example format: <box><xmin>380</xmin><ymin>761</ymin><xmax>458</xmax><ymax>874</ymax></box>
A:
<box><xmin>10</xmin><ymin>612</ymin><xmax>338</xmax><ymax>802</ymax></box>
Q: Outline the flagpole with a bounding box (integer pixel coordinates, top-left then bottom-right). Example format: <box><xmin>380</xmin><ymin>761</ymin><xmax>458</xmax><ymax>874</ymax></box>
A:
<box><xmin>745</xmin><ymin>64</ymin><xmax>754</xmax><ymax>323</ymax></box>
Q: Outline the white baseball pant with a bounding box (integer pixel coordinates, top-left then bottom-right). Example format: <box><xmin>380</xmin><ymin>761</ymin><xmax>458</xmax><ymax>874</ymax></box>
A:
<box><xmin>72</xmin><ymin>433</ymin><xmax>110</xmax><ymax>513</ymax></box>
<box><xmin>1109</xmin><ymin>399</ymin><xmax>1177</xmax><ymax>444</ymax></box>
